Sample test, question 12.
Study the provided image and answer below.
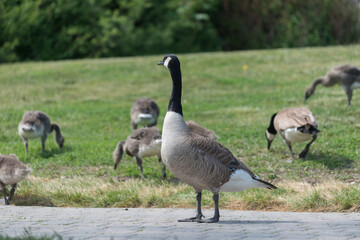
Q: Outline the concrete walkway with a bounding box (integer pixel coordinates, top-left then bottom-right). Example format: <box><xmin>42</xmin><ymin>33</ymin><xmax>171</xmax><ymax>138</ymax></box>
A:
<box><xmin>0</xmin><ymin>205</ymin><xmax>359</xmax><ymax>240</ymax></box>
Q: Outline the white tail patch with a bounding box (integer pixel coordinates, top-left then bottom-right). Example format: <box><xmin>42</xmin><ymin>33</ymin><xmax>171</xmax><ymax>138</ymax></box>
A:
<box><xmin>219</xmin><ymin>170</ymin><xmax>266</xmax><ymax>192</ymax></box>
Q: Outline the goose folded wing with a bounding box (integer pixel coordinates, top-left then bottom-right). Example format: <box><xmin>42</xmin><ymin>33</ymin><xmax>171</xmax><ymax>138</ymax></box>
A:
<box><xmin>278</xmin><ymin>109</ymin><xmax>317</xmax><ymax>130</ymax></box>
<box><xmin>189</xmin><ymin>133</ymin><xmax>257</xmax><ymax>178</ymax></box>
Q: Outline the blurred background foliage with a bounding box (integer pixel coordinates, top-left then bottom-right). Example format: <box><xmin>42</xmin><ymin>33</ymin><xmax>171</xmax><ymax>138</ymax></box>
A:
<box><xmin>0</xmin><ymin>0</ymin><xmax>360</xmax><ymax>62</ymax></box>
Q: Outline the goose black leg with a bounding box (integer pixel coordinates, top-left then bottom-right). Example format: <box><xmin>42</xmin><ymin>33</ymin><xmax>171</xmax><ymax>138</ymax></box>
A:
<box><xmin>161</xmin><ymin>164</ymin><xmax>167</xmax><ymax>180</ymax></box>
<box><xmin>299</xmin><ymin>134</ymin><xmax>317</xmax><ymax>159</ymax></box>
<box><xmin>178</xmin><ymin>192</ymin><xmax>204</xmax><ymax>222</ymax></box>
<box><xmin>345</xmin><ymin>88</ymin><xmax>353</xmax><ymax>106</ymax></box>
<box><xmin>1</xmin><ymin>184</ymin><xmax>9</xmax><ymax>205</ymax></box>
<box><xmin>8</xmin><ymin>184</ymin><xmax>17</xmax><ymax>203</ymax></box>
<box><xmin>134</xmin><ymin>156</ymin><xmax>144</xmax><ymax>178</ymax></box>
<box><xmin>287</xmin><ymin>144</ymin><xmax>295</xmax><ymax>159</ymax></box>
<box><xmin>198</xmin><ymin>194</ymin><xmax>220</xmax><ymax>223</ymax></box>
<box><xmin>41</xmin><ymin>134</ymin><xmax>48</xmax><ymax>153</ymax></box>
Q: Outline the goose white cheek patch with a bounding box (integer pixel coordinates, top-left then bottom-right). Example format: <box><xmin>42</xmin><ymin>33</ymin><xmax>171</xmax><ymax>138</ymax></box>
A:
<box><xmin>164</xmin><ymin>57</ymin><xmax>171</xmax><ymax>68</ymax></box>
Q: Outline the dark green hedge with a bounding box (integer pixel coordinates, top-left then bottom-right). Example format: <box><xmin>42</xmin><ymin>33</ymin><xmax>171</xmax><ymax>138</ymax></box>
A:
<box><xmin>0</xmin><ymin>0</ymin><xmax>359</xmax><ymax>62</ymax></box>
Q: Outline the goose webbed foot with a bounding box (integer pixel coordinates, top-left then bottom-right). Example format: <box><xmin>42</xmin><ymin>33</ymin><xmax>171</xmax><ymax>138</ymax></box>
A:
<box><xmin>178</xmin><ymin>213</ymin><xmax>205</xmax><ymax>222</ymax></box>
<box><xmin>197</xmin><ymin>216</ymin><xmax>220</xmax><ymax>223</ymax></box>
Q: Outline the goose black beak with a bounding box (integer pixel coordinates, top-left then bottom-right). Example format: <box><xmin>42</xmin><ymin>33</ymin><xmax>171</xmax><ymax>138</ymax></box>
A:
<box><xmin>157</xmin><ymin>60</ymin><xmax>164</xmax><ymax>66</ymax></box>
<box><xmin>114</xmin><ymin>164</ymin><xmax>118</xmax><ymax>170</ymax></box>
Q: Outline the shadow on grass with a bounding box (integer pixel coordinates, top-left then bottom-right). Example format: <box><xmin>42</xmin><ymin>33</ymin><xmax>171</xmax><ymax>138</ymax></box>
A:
<box><xmin>14</xmin><ymin>194</ymin><xmax>54</xmax><ymax>207</ymax></box>
<box><xmin>40</xmin><ymin>145</ymin><xmax>72</xmax><ymax>159</ymax></box>
<box><xmin>306</xmin><ymin>151</ymin><xmax>354</xmax><ymax>170</ymax></box>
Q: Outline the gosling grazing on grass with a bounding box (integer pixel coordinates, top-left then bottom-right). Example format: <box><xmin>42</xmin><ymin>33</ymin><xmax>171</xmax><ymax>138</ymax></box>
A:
<box><xmin>305</xmin><ymin>65</ymin><xmax>360</xmax><ymax>106</ymax></box>
<box><xmin>158</xmin><ymin>54</ymin><xmax>277</xmax><ymax>223</ymax></box>
<box><xmin>113</xmin><ymin>126</ymin><xmax>164</xmax><ymax>179</ymax></box>
<box><xmin>0</xmin><ymin>154</ymin><xmax>31</xmax><ymax>205</ymax></box>
<box><xmin>131</xmin><ymin>98</ymin><xmax>160</xmax><ymax>129</ymax></box>
<box><xmin>113</xmin><ymin>122</ymin><xmax>217</xmax><ymax>179</ymax></box>
<box><xmin>18</xmin><ymin>111</ymin><xmax>65</xmax><ymax>155</ymax></box>
<box><xmin>266</xmin><ymin>107</ymin><xmax>319</xmax><ymax>160</ymax></box>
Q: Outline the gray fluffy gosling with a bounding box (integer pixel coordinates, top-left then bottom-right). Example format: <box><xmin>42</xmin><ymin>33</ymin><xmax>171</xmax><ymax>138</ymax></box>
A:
<box><xmin>158</xmin><ymin>54</ymin><xmax>277</xmax><ymax>223</ymax></box>
<box><xmin>131</xmin><ymin>98</ymin><xmax>160</xmax><ymax>129</ymax></box>
<box><xmin>266</xmin><ymin>107</ymin><xmax>319</xmax><ymax>160</ymax></box>
<box><xmin>305</xmin><ymin>65</ymin><xmax>360</xmax><ymax>106</ymax></box>
<box><xmin>18</xmin><ymin>111</ymin><xmax>65</xmax><ymax>155</ymax></box>
<box><xmin>113</xmin><ymin>122</ymin><xmax>217</xmax><ymax>179</ymax></box>
<box><xmin>0</xmin><ymin>154</ymin><xmax>32</xmax><ymax>205</ymax></box>
<box><xmin>113</xmin><ymin>126</ymin><xmax>164</xmax><ymax>179</ymax></box>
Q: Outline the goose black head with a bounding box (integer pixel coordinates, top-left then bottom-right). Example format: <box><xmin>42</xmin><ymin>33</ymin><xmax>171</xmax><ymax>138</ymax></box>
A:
<box><xmin>157</xmin><ymin>54</ymin><xmax>180</xmax><ymax>69</ymax></box>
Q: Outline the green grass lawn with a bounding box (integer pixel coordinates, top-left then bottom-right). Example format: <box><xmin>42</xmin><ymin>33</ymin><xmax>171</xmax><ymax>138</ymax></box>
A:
<box><xmin>0</xmin><ymin>45</ymin><xmax>359</xmax><ymax>211</ymax></box>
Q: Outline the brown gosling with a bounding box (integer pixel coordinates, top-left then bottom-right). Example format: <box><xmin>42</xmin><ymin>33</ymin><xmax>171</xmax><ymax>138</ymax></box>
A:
<box><xmin>0</xmin><ymin>154</ymin><xmax>32</xmax><ymax>205</ymax></box>
<box><xmin>113</xmin><ymin>126</ymin><xmax>164</xmax><ymax>179</ymax></box>
<box><xmin>158</xmin><ymin>54</ymin><xmax>277</xmax><ymax>223</ymax></box>
<box><xmin>265</xmin><ymin>107</ymin><xmax>320</xmax><ymax>160</ymax></box>
<box><xmin>305</xmin><ymin>65</ymin><xmax>360</xmax><ymax>106</ymax></box>
<box><xmin>18</xmin><ymin>111</ymin><xmax>65</xmax><ymax>155</ymax></box>
<box><xmin>131</xmin><ymin>98</ymin><xmax>160</xmax><ymax>129</ymax></box>
<box><xmin>113</xmin><ymin>122</ymin><xmax>218</xmax><ymax>179</ymax></box>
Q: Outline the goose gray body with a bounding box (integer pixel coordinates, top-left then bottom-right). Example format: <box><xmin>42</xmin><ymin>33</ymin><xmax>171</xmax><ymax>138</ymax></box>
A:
<box><xmin>159</xmin><ymin>54</ymin><xmax>276</xmax><ymax>223</ymax></box>
<box><xmin>130</xmin><ymin>98</ymin><xmax>160</xmax><ymax>129</ymax></box>
<box><xmin>18</xmin><ymin>111</ymin><xmax>64</xmax><ymax>155</ymax></box>
<box><xmin>0</xmin><ymin>154</ymin><xmax>31</xmax><ymax>205</ymax></box>
<box><xmin>305</xmin><ymin>65</ymin><xmax>360</xmax><ymax>106</ymax></box>
<box><xmin>266</xmin><ymin>107</ymin><xmax>319</xmax><ymax>159</ymax></box>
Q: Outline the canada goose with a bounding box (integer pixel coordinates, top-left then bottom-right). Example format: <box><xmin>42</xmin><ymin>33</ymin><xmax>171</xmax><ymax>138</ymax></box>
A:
<box><xmin>158</xmin><ymin>54</ymin><xmax>277</xmax><ymax>223</ymax></box>
<box><xmin>265</xmin><ymin>107</ymin><xmax>319</xmax><ymax>159</ymax></box>
<box><xmin>0</xmin><ymin>154</ymin><xmax>31</xmax><ymax>205</ymax></box>
<box><xmin>113</xmin><ymin>126</ymin><xmax>165</xmax><ymax>179</ymax></box>
<box><xmin>18</xmin><ymin>111</ymin><xmax>65</xmax><ymax>155</ymax></box>
<box><xmin>113</xmin><ymin>122</ymin><xmax>217</xmax><ymax>179</ymax></box>
<box><xmin>131</xmin><ymin>98</ymin><xmax>160</xmax><ymax>129</ymax></box>
<box><xmin>305</xmin><ymin>65</ymin><xmax>360</xmax><ymax>106</ymax></box>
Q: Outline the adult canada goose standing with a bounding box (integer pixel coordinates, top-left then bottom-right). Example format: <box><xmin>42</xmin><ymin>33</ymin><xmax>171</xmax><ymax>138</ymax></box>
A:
<box><xmin>18</xmin><ymin>111</ymin><xmax>65</xmax><ymax>155</ymax></box>
<box><xmin>113</xmin><ymin>126</ymin><xmax>164</xmax><ymax>179</ymax></box>
<box><xmin>305</xmin><ymin>65</ymin><xmax>360</xmax><ymax>106</ymax></box>
<box><xmin>265</xmin><ymin>107</ymin><xmax>319</xmax><ymax>159</ymax></box>
<box><xmin>131</xmin><ymin>98</ymin><xmax>160</xmax><ymax>129</ymax></box>
<box><xmin>158</xmin><ymin>54</ymin><xmax>277</xmax><ymax>223</ymax></box>
<box><xmin>0</xmin><ymin>154</ymin><xmax>32</xmax><ymax>205</ymax></box>
<box><xmin>113</xmin><ymin>123</ymin><xmax>217</xmax><ymax>179</ymax></box>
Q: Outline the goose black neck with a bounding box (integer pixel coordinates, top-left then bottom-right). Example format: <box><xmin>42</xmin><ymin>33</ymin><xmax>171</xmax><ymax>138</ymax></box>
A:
<box><xmin>168</xmin><ymin>63</ymin><xmax>183</xmax><ymax>116</ymax></box>
<box><xmin>267</xmin><ymin>113</ymin><xmax>277</xmax><ymax>134</ymax></box>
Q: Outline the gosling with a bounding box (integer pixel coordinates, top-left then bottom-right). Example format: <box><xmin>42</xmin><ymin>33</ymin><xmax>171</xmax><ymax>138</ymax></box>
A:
<box><xmin>131</xmin><ymin>98</ymin><xmax>160</xmax><ymax>129</ymax></box>
<box><xmin>18</xmin><ymin>111</ymin><xmax>65</xmax><ymax>155</ymax></box>
<box><xmin>0</xmin><ymin>154</ymin><xmax>32</xmax><ymax>205</ymax></box>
